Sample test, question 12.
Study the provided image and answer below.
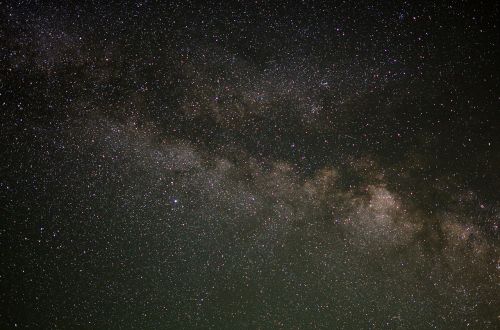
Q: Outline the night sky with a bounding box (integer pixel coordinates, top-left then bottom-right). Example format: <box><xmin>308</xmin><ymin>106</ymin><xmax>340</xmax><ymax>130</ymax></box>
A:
<box><xmin>1</xmin><ymin>1</ymin><xmax>500</xmax><ymax>328</ymax></box>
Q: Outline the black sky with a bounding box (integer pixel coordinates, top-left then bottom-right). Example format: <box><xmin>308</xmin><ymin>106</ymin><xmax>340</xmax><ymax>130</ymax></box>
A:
<box><xmin>2</xmin><ymin>1</ymin><xmax>500</xmax><ymax>328</ymax></box>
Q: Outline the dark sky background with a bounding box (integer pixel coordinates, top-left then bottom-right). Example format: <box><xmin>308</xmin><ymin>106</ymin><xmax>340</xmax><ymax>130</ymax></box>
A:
<box><xmin>1</xmin><ymin>1</ymin><xmax>499</xmax><ymax>328</ymax></box>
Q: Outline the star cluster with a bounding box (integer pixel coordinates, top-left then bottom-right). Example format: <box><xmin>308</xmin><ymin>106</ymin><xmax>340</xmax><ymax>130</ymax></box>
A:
<box><xmin>1</xmin><ymin>1</ymin><xmax>499</xmax><ymax>328</ymax></box>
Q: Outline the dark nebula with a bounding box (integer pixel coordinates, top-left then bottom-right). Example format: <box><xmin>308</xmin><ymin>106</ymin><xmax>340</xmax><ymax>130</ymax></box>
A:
<box><xmin>1</xmin><ymin>1</ymin><xmax>499</xmax><ymax>328</ymax></box>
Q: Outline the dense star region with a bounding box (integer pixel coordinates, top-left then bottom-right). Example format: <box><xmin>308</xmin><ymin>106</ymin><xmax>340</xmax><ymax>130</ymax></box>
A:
<box><xmin>1</xmin><ymin>1</ymin><xmax>499</xmax><ymax>328</ymax></box>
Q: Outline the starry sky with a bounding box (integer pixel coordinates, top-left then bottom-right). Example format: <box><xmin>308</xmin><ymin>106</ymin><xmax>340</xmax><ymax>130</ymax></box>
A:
<box><xmin>1</xmin><ymin>1</ymin><xmax>499</xmax><ymax>328</ymax></box>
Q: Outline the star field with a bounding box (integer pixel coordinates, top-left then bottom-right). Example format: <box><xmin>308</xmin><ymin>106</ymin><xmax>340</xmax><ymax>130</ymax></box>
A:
<box><xmin>1</xmin><ymin>1</ymin><xmax>499</xmax><ymax>328</ymax></box>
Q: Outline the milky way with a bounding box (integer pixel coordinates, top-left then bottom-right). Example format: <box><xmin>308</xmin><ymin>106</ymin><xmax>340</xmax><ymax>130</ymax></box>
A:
<box><xmin>2</xmin><ymin>1</ymin><xmax>499</xmax><ymax>328</ymax></box>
